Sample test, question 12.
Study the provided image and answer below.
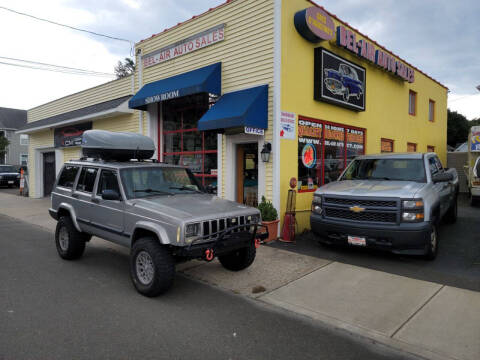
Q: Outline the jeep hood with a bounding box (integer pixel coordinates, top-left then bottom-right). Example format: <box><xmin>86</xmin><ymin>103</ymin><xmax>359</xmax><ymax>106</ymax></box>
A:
<box><xmin>131</xmin><ymin>194</ymin><xmax>257</xmax><ymax>220</ymax></box>
<box><xmin>317</xmin><ymin>180</ymin><xmax>427</xmax><ymax>198</ymax></box>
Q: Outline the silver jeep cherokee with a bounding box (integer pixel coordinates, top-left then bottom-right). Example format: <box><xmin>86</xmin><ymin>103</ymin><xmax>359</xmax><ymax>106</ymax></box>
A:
<box><xmin>49</xmin><ymin>130</ymin><xmax>265</xmax><ymax>297</ymax></box>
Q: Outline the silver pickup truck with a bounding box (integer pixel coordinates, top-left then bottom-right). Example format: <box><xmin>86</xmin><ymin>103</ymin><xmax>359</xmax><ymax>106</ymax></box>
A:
<box><xmin>310</xmin><ymin>153</ymin><xmax>458</xmax><ymax>260</ymax></box>
<box><xmin>49</xmin><ymin>130</ymin><xmax>266</xmax><ymax>297</ymax></box>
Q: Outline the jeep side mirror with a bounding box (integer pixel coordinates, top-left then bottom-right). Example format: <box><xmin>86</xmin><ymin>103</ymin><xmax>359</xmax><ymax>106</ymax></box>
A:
<box><xmin>432</xmin><ymin>172</ymin><xmax>453</xmax><ymax>183</ymax></box>
<box><xmin>102</xmin><ymin>189</ymin><xmax>121</xmax><ymax>201</ymax></box>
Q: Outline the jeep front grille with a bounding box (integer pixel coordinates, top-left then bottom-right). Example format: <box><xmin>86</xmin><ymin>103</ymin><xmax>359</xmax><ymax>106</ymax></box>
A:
<box><xmin>202</xmin><ymin>216</ymin><xmax>250</xmax><ymax>239</ymax></box>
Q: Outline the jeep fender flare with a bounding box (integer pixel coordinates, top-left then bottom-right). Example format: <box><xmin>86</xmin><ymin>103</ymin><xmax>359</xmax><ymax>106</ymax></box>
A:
<box><xmin>132</xmin><ymin>221</ymin><xmax>171</xmax><ymax>245</ymax></box>
<box><xmin>57</xmin><ymin>203</ymin><xmax>82</xmax><ymax>232</ymax></box>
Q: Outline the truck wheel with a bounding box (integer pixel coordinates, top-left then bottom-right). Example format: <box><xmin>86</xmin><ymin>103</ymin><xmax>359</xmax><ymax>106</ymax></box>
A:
<box><xmin>445</xmin><ymin>197</ymin><xmax>458</xmax><ymax>224</ymax></box>
<box><xmin>219</xmin><ymin>242</ymin><xmax>256</xmax><ymax>271</ymax></box>
<box><xmin>424</xmin><ymin>224</ymin><xmax>438</xmax><ymax>260</ymax></box>
<box><xmin>130</xmin><ymin>237</ymin><xmax>175</xmax><ymax>297</ymax></box>
<box><xmin>55</xmin><ymin>216</ymin><xmax>86</xmax><ymax>260</ymax></box>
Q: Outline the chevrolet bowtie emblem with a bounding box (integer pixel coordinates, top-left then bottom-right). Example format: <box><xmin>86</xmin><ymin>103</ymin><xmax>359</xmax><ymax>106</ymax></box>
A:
<box><xmin>349</xmin><ymin>205</ymin><xmax>365</xmax><ymax>213</ymax></box>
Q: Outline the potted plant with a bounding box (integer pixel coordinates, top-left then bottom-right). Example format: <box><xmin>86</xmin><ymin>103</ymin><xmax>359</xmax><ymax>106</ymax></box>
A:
<box><xmin>257</xmin><ymin>196</ymin><xmax>279</xmax><ymax>242</ymax></box>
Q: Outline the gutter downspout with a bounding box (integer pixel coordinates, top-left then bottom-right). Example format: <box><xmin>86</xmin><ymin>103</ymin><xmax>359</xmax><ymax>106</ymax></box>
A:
<box><xmin>273</xmin><ymin>0</ymin><xmax>282</xmax><ymax>225</ymax></box>
<box><xmin>137</xmin><ymin>48</ymin><xmax>143</xmax><ymax>134</ymax></box>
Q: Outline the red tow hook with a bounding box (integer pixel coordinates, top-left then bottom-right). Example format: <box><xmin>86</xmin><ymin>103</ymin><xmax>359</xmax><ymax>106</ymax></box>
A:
<box><xmin>205</xmin><ymin>249</ymin><xmax>214</xmax><ymax>262</ymax></box>
<box><xmin>254</xmin><ymin>238</ymin><xmax>261</xmax><ymax>249</ymax></box>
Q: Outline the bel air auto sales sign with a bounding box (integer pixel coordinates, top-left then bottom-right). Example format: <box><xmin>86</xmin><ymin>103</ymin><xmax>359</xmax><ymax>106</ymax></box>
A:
<box><xmin>143</xmin><ymin>24</ymin><xmax>225</xmax><ymax>68</ymax></box>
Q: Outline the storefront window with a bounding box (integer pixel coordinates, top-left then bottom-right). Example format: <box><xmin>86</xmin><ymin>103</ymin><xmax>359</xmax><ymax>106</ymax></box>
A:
<box><xmin>381</xmin><ymin>138</ymin><xmax>394</xmax><ymax>153</ymax></box>
<box><xmin>162</xmin><ymin>93</ymin><xmax>217</xmax><ymax>188</ymax></box>
<box><xmin>297</xmin><ymin>117</ymin><xmax>365</xmax><ymax>192</ymax></box>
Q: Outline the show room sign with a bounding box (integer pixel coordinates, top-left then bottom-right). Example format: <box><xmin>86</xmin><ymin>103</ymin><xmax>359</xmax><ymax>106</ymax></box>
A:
<box><xmin>143</xmin><ymin>24</ymin><xmax>225</xmax><ymax>68</ymax></box>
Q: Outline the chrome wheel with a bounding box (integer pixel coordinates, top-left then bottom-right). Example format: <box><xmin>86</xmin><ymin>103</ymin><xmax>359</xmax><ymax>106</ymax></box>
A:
<box><xmin>136</xmin><ymin>251</ymin><xmax>155</xmax><ymax>285</ymax></box>
<box><xmin>59</xmin><ymin>226</ymin><xmax>69</xmax><ymax>251</ymax></box>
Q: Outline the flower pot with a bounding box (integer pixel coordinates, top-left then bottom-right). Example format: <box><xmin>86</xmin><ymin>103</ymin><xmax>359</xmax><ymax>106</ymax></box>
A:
<box><xmin>261</xmin><ymin>219</ymin><xmax>280</xmax><ymax>243</ymax></box>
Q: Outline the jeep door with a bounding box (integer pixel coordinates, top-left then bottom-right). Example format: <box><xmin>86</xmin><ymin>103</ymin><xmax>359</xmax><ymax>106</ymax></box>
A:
<box><xmin>91</xmin><ymin>169</ymin><xmax>126</xmax><ymax>245</ymax></box>
<box><xmin>72</xmin><ymin>166</ymin><xmax>98</xmax><ymax>233</ymax></box>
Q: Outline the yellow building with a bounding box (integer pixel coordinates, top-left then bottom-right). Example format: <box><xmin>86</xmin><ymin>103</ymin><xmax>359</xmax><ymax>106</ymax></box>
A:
<box><xmin>21</xmin><ymin>0</ymin><xmax>447</xmax><ymax>233</ymax></box>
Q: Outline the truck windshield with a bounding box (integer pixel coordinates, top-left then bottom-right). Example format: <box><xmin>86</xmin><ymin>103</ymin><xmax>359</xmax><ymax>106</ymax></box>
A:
<box><xmin>120</xmin><ymin>167</ymin><xmax>202</xmax><ymax>199</ymax></box>
<box><xmin>341</xmin><ymin>158</ymin><xmax>426</xmax><ymax>182</ymax></box>
<box><xmin>0</xmin><ymin>166</ymin><xmax>17</xmax><ymax>173</ymax></box>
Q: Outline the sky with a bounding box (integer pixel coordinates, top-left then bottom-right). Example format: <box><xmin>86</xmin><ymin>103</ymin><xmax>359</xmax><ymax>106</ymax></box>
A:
<box><xmin>0</xmin><ymin>0</ymin><xmax>478</xmax><ymax>119</ymax></box>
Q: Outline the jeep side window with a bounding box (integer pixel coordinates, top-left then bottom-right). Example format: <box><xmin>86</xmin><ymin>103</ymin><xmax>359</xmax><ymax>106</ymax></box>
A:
<box><xmin>428</xmin><ymin>157</ymin><xmax>438</xmax><ymax>176</ymax></box>
<box><xmin>97</xmin><ymin>170</ymin><xmax>120</xmax><ymax>195</ymax></box>
<box><xmin>57</xmin><ymin>166</ymin><xmax>79</xmax><ymax>188</ymax></box>
<box><xmin>76</xmin><ymin>167</ymin><xmax>98</xmax><ymax>193</ymax></box>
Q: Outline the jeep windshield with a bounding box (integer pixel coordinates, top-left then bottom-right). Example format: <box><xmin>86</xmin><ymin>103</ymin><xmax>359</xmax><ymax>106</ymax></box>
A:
<box><xmin>120</xmin><ymin>167</ymin><xmax>202</xmax><ymax>199</ymax></box>
<box><xmin>341</xmin><ymin>158</ymin><xmax>426</xmax><ymax>182</ymax></box>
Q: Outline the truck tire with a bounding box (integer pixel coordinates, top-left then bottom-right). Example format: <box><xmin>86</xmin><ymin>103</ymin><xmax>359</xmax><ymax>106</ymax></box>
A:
<box><xmin>445</xmin><ymin>196</ymin><xmax>458</xmax><ymax>224</ymax></box>
<box><xmin>424</xmin><ymin>224</ymin><xmax>438</xmax><ymax>260</ymax></box>
<box><xmin>130</xmin><ymin>237</ymin><xmax>175</xmax><ymax>297</ymax></box>
<box><xmin>55</xmin><ymin>216</ymin><xmax>86</xmax><ymax>260</ymax></box>
<box><xmin>219</xmin><ymin>242</ymin><xmax>256</xmax><ymax>271</ymax></box>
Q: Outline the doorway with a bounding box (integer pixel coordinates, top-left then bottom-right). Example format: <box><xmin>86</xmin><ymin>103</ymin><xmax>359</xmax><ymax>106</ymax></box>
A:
<box><xmin>43</xmin><ymin>152</ymin><xmax>56</xmax><ymax>196</ymax></box>
<box><xmin>236</xmin><ymin>143</ymin><xmax>258</xmax><ymax>206</ymax></box>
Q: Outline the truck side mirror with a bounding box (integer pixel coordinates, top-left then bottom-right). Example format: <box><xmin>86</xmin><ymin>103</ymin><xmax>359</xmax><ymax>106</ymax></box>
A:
<box><xmin>102</xmin><ymin>189</ymin><xmax>121</xmax><ymax>201</ymax></box>
<box><xmin>432</xmin><ymin>172</ymin><xmax>453</xmax><ymax>183</ymax></box>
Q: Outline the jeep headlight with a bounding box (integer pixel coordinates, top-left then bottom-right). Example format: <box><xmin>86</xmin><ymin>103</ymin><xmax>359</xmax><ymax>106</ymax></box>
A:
<box><xmin>247</xmin><ymin>214</ymin><xmax>260</xmax><ymax>224</ymax></box>
<box><xmin>185</xmin><ymin>223</ymin><xmax>200</xmax><ymax>238</ymax></box>
<box><xmin>402</xmin><ymin>199</ymin><xmax>424</xmax><ymax>222</ymax></box>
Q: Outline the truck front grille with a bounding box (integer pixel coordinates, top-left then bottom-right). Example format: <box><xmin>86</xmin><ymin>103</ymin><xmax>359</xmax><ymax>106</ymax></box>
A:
<box><xmin>324</xmin><ymin>208</ymin><xmax>397</xmax><ymax>223</ymax></box>
<box><xmin>202</xmin><ymin>215</ymin><xmax>250</xmax><ymax>239</ymax></box>
<box><xmin>324</xmin><ymin>197</ymin><xmax>397</xmax><ymax>208</ymax></box>
<box><xmin>323</xmin><ymin>196</ymin><xmax>399</xmax><ymax>224</ymax></box>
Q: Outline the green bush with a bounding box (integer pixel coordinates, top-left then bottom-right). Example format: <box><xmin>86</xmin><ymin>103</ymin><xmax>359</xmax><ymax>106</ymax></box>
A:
<box><xmin>258</xmin><ymin>196</ymin><xmax>278</xmax><ymax>222</ymax></box>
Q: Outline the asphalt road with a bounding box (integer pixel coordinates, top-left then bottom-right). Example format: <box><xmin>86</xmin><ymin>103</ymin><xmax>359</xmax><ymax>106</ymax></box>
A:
<box><xmin>271</xmin><ymin>194</ymin><xmax>480</xmax><ymax>292</ymax></box>
<box><xmin>0</xmin><ymin>215</ymin><xmax>415</xmax><ymax>360</ymax></box>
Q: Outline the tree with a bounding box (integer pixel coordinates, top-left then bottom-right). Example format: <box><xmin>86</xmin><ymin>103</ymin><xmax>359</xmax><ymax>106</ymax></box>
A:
<box><xmin>0</xmin><ymin>135</ymin><xmax>9</xmax><ymax>161</ymax></box>
<box><xmin>114</xmin><ymin>58</ymin><xmax>135</xmax><ymax>78</ymax></box>
<box><xmin>447</xmin><ymin>109</ymin><xmax>470</xmax><ymax>147</ymax></box>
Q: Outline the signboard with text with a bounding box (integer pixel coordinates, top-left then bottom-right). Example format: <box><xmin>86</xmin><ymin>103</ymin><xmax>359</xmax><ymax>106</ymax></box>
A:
<box><xmin>280</xmin><ymin>111</ymin><xmax>296</xmax><ymax>139</ymax></box>
<box><xmin>54</xmin><ymin>122</ymin><xmax>92</xmax><ymax>148</ymax></box>
<box><xmin>143</xmin><ymin>24</ymin><xmax>225</xmax><ymax>68</ymax></box>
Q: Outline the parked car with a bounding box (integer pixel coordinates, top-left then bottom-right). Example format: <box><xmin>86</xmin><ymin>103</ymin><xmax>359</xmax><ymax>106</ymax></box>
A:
<box><xmin>310</xmin><ymin>153</ymin><xmax>458</xmax><ymax>260</ymax></box>
<box><xmin>49</xmin><ymin>130</ymin><xmax>266</xmax><ymax>297</ymax></box>
<box><xmin>324</xmin><ymin>63</ymin><xmax>363</xmax><ymax>102</ymax></box>
<box><xmin>0</xmin><ymin>165</ymin><xmax>20</xmax><ymax>187</ymax></box>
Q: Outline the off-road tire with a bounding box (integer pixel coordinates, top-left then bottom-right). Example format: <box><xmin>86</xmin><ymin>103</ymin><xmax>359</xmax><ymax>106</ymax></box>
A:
<box><xmin>55</xmin><ymin>216</ymin><xmax>86</xmax><ymax>260</ymax></box>
<box><xmin>445</xmin><ymin>196</ymin><xmax>458</xmax><ymax>224</ymax></box>
<box><xmin>218</xmin><ymin>242</ymin><xmax>256</xmax><ymax>271</ymax></box>
<box><xmin>424</xmin><ymin>223</ymin><xmax>438</xmax><ymax>260</ymax></box>
<box><xmin>130</xmin><ymin>237</ymin><xmax>175</xmax><ymax>297</ymax></box>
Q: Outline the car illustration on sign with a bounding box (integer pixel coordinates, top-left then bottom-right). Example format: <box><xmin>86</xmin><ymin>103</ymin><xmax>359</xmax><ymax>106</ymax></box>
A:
<box><xmin>324</xmin><ymin>63</ymin><xmax>364</xmax><ymax>102</ymax></box>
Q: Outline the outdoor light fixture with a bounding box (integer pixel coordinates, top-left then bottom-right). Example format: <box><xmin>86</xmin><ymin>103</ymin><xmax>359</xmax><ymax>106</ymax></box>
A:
<box><xmin>261</xmin><ymin>142</ymin><xmax>272</xmax><ymax>163</ymax></box>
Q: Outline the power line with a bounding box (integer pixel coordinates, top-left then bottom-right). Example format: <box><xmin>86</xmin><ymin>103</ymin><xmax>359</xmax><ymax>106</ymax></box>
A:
<box><xmin>0</xmin><ymin>5</ymin><xmax>134</xmax><ymax>53</ymax></box>
<box><xmin>0</xmin><ymin>56</ymin><xmax>115</xmax><ymax>76</ymax></box>
<box><xmin>0</xmin><ymin>60</ymin><xmax>115</xmax><ymax>78</ymax></box>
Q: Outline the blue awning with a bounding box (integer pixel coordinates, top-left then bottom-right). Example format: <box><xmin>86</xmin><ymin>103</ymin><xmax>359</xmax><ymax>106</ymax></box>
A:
<box><xmin>129</xmin><ymin>62</ymin><xmax>221</xmax><ymax>110</ymax></box>
<box><xmin>197</xmin><ymin>85</ymin><xmax>268</xmax><ymax>131</ymax></box>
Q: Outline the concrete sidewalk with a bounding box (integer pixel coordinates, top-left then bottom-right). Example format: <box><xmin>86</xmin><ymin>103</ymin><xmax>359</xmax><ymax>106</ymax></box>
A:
<box><xmin>1</xmin><ymin>191</ymin><xmax>478</xmax><ymax>360</ymax></box>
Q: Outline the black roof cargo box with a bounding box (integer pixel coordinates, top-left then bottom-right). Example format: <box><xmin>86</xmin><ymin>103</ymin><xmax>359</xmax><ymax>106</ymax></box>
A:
<box><xmin>81</xmin><ymin>130</ymin><xmax>155</xmax><ymax>161</ymax></box>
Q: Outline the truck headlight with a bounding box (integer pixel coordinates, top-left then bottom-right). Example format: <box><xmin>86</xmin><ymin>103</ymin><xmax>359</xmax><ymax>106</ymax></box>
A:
<box><xmin>403</xmin><ymin>200</ymin><xmax>424</xmax><ymax>209</ymax></box>
<box><xmin>185</xmin><ymin>223</ymin><xmax>200</xmax><ymax>237</ymax></box>
<box><xmin>402</xmin><ymin>212</ymin><xmax>424</xmax><ymax>222</ymax></box>
<box><xmin>311</xmin><ymin>195</ymin><xmax>322</xmax><ymax>214</ymax></box>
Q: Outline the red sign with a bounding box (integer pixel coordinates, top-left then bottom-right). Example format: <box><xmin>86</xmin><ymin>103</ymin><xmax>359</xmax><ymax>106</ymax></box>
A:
<box><xmin>294</xmin><ymin>7</ymin><xmax>334</xmax><ymax>43</ymax></box>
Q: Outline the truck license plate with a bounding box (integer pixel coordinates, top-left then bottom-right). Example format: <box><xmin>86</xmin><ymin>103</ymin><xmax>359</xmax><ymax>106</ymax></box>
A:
<box><xmin>8</xmin><ymin>181</ymin><xmax>14</xmax><ymax>184</ymax></box>
<box><xmin>348</xmin><ymin>236</ymin><xmax>366</xmax><ymax>246</ymax></box>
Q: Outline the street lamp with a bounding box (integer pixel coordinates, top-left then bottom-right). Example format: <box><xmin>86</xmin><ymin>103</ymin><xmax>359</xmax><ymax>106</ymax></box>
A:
<box><xmin>261</xmin><ymin>142</ymin><xmax>272</xmax><ymax>163</ymax></box>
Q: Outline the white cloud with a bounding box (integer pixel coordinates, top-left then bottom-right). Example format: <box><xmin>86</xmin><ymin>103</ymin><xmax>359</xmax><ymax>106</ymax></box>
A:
<box><xmin>448</xmin><ymin>93</ymin><xmax>480</xmax><ymax>120</ymax></box>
